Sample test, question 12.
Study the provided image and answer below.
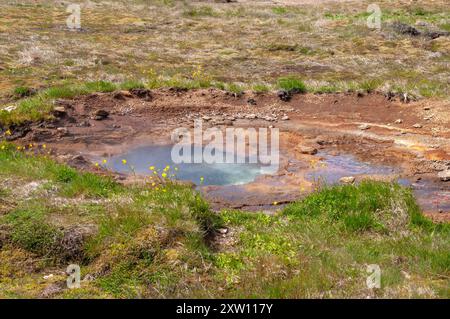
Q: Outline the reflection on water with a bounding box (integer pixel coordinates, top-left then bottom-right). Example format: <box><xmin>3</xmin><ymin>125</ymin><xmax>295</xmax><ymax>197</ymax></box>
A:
<box><xmin>306</xmin><ymin>153</ymin><xmax>396</xmax><ymax>184</ymax></box>
<box><xmin>106</xmin><ymin>144</ymin><xmax>278</xmax><ymax>186</ymax></box>
<box><xmin>308</xmin><ymin>152</ymin><xmax>449</xmax><ymax>213</ymax></box>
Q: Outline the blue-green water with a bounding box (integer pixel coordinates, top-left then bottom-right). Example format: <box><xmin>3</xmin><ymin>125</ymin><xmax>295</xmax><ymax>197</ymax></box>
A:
<box><xmin>106</xmin><ymin>145</ymin><xmax>277</xmax><ymax>186</ymax></box>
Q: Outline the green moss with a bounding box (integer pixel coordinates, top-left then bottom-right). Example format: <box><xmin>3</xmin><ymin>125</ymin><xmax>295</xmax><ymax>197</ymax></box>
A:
<box><xmin>5</xmin><ymin>208</ymin><xmax>62</xmax><ymax>256</ymax></box>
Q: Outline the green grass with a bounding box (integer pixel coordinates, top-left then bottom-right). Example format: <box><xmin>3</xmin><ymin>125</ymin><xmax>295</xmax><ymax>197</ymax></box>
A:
<box><xmin>0</xmin><ymin>68</ymin><xmax>446</xmax><ymax>127</ymax></box>
<box><xmin>0</xmin><ymin>143</ymin><xmax>449</xmax><ymax>298</ymax></box>
<box><xmin>0</xmin><ymin>144</ymin><xmax>119</xmax><ymax>198</ymax></box>
<box><xmin>272</xmin><ymin>7</ymin><xmax>289</xmax><ymax>15</ymax></box>
<box><xmin>277</xmin><ymin>76</ymin><xmax>307</xmax><ymax>93</ymax></box>
<box><xmin>283</xmin><ymin>181</ymin><xmax>437</xmax><ymax>233</ymax></box>
<box><xmin>252</xmin><ymin>83</ymin><xmax>270</xmax><ymax>93</ymax></box>
<box><xmin>4</xmin><ymin>207</ymin><xmax>62</xmax><ymax>257</ymax></box>
<box><xmin>358</xmin><ymin>79</ymin><xmax>383</xmax><ymax>93</ymax></box>
<box><xmin>119</xmin><ymin>80</ymin><xmax>146</xmax><ymax>90</ymax></box>
<box><xmin>13</xmin><ymin>86</ymin><xmax>34</xmax><ymax>98</ymax></box>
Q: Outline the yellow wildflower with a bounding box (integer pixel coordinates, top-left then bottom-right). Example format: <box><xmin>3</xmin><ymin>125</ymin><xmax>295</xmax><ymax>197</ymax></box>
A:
<box><xmin>122</xmin><ymin>159</ymin><xmax>127</xmax><ymax>165</ymax></box>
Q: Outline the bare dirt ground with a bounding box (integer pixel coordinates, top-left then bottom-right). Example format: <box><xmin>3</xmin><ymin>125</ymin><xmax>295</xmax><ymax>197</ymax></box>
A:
<box><xmin>9</xmin><ymin>89</ymin><xmax>450</xmax><ymax>220</ymax></box>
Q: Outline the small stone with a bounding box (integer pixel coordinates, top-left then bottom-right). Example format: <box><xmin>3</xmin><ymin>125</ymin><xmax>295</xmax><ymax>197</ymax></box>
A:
<box><xmin>56</xmin><ymin>127</ymin><xmax>68</xmax><ymax>135</ymax></box>
<box><xmin>438</xmin><ymin>170</ymin><xmax>450</xmax><ymax>182</ymax></box>
<box><xmin>281</xmin><ymin>115</ymin><xmax>289</xmax><ymax>121</ymax></box>
<box><xmin>218</xmin><ymin>228</ymin><xmax>228</xmax><ymax>235</ymax></box>
<box><xmin>394</xmin><ymin>119</ymin><xmax>403</xmax><ymax>124</ymax></box>
<box><xmin>385</xmin><ymin>91</ymin><xmax>395</xmax><ymax>101</ymax></box>
<box><xmin>264</xmin><ymin>116</ymin><xmax>275</xmax><ymax>121</ymax></box>
<box><xmin>2</xmin><ymin>105</ymin><xmax>17</xmax><ymax>112</ymax></box>
<box><xmin>92</xmin><ymin>109</ymin><xmax>109</xmax><ymax>120</ymax></box>
<box><xmin>245</xmin><ymin>114</ymin><xmax>256</xmax><ymax>119</ymax></box>
<box><xmin>53</xmin><ymin>106</ymin><xmax>66</xmax><ymax>114</ymax></box>
<box><xmin>423</xmin><ymin>107</ymin><xmax>431</xmax><ymax>111</ymax></box>
<box><xmin>247</xmin><ymin>98</ymin><xmax>257</xmax><ymax>106</ymax></box>
<box><xmin>129</xmin><ymin>88</ymin><xmax>152</xmax><ymax>100</ymax></box>
<box><xmin>298</xmin><ymin>146</ymin><xmax>318</xmax><ymax>155</ymax></box>
<box><xmin>113</xmin><ymin>91</ymin><xmax>131</xmax><ymax>100</ymax></box>
<box><xmin>202</xmin><ymin>116</ymin><xmax>212</xmax><ymax>121</ymax></box>
<box><xmin>412</xmin><ymin>123</ymin><xmax>422</xmax><ymax>128</ymax></box>
<box><xmin>358</xmin><ymin>124</ymin><xmax>371</xmax><ymax>130</ymax></box>
<box><xmin>339</xmin><ymin>176</ymin><xmax>355</xmax><ymax>184</ymax></box>
<box><xmin>401</xmin><ymin>93</ymin><xmax>410</xmax><ymax>103</ymax></box>
<box><xmin>277</xmin><ymin>90</ymin><xmax>291</xmax><ymax>102</ymax></box>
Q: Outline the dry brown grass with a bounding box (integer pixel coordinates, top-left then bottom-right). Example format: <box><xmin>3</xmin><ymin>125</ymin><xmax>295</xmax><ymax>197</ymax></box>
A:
<box><xmin>0</xmin><ymin>0</ymin><xmax>448</xmax><ymax>101</ymax></box>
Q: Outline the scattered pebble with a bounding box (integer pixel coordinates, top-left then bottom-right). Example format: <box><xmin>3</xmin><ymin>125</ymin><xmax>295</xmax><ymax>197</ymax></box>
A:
<box><xmin>358</xmin><ymin>124</ymin><xmax>370</xmax><ymax>130</ymax></box>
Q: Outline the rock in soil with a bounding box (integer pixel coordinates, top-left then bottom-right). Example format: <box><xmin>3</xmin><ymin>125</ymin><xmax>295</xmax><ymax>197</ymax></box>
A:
<box><xmin>92</xmin><ymin>109</ymin><xmax>109</xmax><ymax>120</ymax></box>
<box><xmin>53</xmin><ymin>106</ymin><xmax>66</xmax><ymax>116</ymax></box>
<box><xmin>247</xmin><ymin>98</ymin><xmax>257</xmax><ymax>106</ymax></box>
<box><xmin>129</xmin><ymin>88</ymin><xmax>152</xmax><ymax>100</ymax></box>
<box><xmin>277</xmin><ymin>90</ymin><xmax>292</xmax><ymax>102</ymax></box>
<box><xmin>438</xmin><ymin>170</ymin><xmax>450</xmax><ymax>182</ymax></box>
<box><xmin>297</xmin><ymin>145</ymin><xmax>318</xmax><ymax>155</ymax></box>
<box><xmin>358</xmin><ymin>124</ymin><xmax>371</xmax><ymax>130</ymax></box>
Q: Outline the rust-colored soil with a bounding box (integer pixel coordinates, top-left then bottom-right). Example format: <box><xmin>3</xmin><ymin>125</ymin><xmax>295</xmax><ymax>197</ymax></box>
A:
<box><xmin>10</xmin><ymin>89</ymin><xmax>450</xmax><ymax>220</ymax></box>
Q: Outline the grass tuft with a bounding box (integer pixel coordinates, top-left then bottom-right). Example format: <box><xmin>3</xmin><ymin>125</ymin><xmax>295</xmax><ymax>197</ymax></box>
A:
<box><xmin>277</xmin><ymin>76</ymin><xmax>307</xmax><ymax>93</ymax></box>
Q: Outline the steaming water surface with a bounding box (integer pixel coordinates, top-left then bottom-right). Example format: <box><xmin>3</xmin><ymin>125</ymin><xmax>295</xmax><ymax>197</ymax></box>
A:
<box><xmin>107</xmin><ymin>145</ymin><xmax>277</xmax><ymax>186</ymax></box>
